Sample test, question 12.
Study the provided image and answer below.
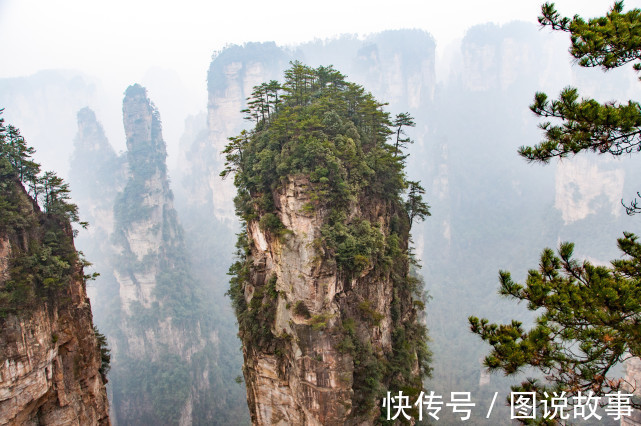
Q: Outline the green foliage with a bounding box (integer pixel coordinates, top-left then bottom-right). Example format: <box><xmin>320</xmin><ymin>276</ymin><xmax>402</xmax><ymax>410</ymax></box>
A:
<box><xmin>93</xmin><ymin>326</ymin><xmax>111</xmax><ymax>380</ymax></box>
<box><xmin>523</xmin><ymin>87</ymin><xmax>641</xmax><ymax>160</ymax></box>
<box><xmin>220</xmin><ymin>130</ymin><xmax>250</xmax><ymax>180</ymax></box>
<box><xmin>0</xmin><ymin>110</ymin><xmax>83</xmax><ymax>227</ymax></box>
<box><xmin>224</xmin><ymin>63</ymin><xmax>432</xmax><ymax>418</ymax></box>
<box><xmin>321</xmin><ymin>216</ymin><xmax>385</xmax><ymax>274</ymax></box>
<box><xmin>539</xmin><ymin>1</ymin><xmax>641</xmax><ymax>70</ymax></box>
<box><xmin>357</xmin><ymin>299</ymin><xmax>384</xmax><ymax>325</ymax></box>
<box><xmin>405</xmin><ymin>181</ymin><xmax>430</xmax><ymax>230</ymax></box>
<box><xmin>387</xmin><ymin>267</ymin><xmax>433</xmax><ymax>392</ymax></box>
<box><xmin>524</xmin><ymin>2</ymin><xmax>641</xmax><ymax>213</ymax></box>
<box><xmin>333</xmin><ymin>316</ymin><xmax>385</xmax><ymax>414</ymax></box>
<box><xmin>293</xmin><ymin>300</ymin><xmax>311</xmax><ymax>318</ymax></box>
<box><xmin>226</xmin><ymin>231</ymin><xmax>251</xmax><ymax>324</ymax></box>
<box><xmin>470</xmin><ymin>233</ymin><xmax>641</xmax><ymax>409</ymax></box>
<box><xmin>113</xmin><ymin>177</ymin><xmax>153</xmax><ymax>224</ymax></box>
<box><xmin>223</xmin><ymin>62</ymin><xmax>433</xmax><ymax>283</ymax></box>
<box><xmin>114</xmin><ymin>352</ymin><xmax>192</xmax><ymax>425</ymax></box>
<box><xmin>241</xmin><ymin>80</ymin><xmax>282</xmax><ymax>124</ymax></box>
<box><xmin>470</xmin><ymin>4</ymin><xmax>641</xmax><ymax>417</ymax></box>
<box><xmin>149</xmin><ymin>357</ymin><xmax>191</xmax><ymax>424</ymax></box>
<box><xmin>223</xmin><ymin>62</ymin><xmax>414</xmax><ymax>218</ymax></box>
<box><xmin>1</xmin><ymin>121</ymin><xmax>39</xmax><ymax>190</ymax></box>
<box><xmin>392</xmin><ymin>112</ymin><xmax>416</xmax><ymax>157</ymax></box>
<box><xmin>111</xmin><ymin>89</ymin><xmax>204</xmax><ymax>326</ymax></box>
<box><xmin>309</xmin><ymin>312</ymin><xmax>333</xmax><ymax>330</ymax></box>
<box><xmin>334</xmin><ymin>267</ymin><xmax>431</xmax><ymax>419</ymax></box>
<box><xmin>258</xmin><ymin>212</ymin><xmax>284</xmax><ymax>234</ymax></box>
<box><xmin>227</xmin><ymin>262</ymin><xmax>280</xmax><ymax>350</ymax></box>
<box><xmin>0</xmin><ymin>112</ymin><xmax>89</xmax><ymax>317</ymax></box>
<box><xmin>468</xmin><ymin>4</ymin><xmax>641</xmax><ymax>414</ymax></box>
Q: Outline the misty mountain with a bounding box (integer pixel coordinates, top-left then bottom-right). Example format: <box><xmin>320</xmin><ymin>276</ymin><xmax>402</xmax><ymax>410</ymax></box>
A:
<box><xmin>2</xmin><ymin>21</ymin><xmax>640</xmax><ymax>424</ymax></box>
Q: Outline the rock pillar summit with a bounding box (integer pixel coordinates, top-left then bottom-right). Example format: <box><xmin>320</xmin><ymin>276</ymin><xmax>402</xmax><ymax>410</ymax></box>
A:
<box><xmin>225</xmin><ymin>63</ymin><xmax>431</xmax><ymax>425</ymax></box>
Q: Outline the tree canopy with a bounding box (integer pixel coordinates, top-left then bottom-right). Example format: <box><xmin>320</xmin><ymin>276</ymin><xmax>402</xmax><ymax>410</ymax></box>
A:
<box><xmin>520</xmin><ymin>1</ymin><xmax>641</xmax><ymax>214</ymax></box>
<box><xmin>0</xmin><ymin>109</ymin><xmax>84</xmax><ymax>227</ymax></box>
<box><xmin>223</xmin><ymin>62</ymin><xmax>432</xmax><ymax>419</ymax></box>
<box><xmin>0</xmin><ymin>109</ymin><xmax>95</xmax><ymax>318</ymax></box>
<box><xmin>221</xmin><ymin>61</ymin><xmax>428</xmax><ymax>236</ymax></box>
<box><xmin>470</xmin><ymin>234</ymin><xmax>641</xmax><ymax>404</ymax></box>
<box><xmin>470</xmin><ymin>2</ymin><xmax>641</xmax><ymax>418</ymax></box>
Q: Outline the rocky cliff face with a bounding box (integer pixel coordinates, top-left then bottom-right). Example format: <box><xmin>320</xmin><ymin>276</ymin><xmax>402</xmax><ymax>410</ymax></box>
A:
<box><xmin>70</xmin><ymin>107</ymin><xmax>123</xmax><ymax>223</ymax></box>
<box><xmin>0</xmin><ymin>70</ymin><xmax>102</xmax><ymax>177</ymax></box>
<box><xmin>69</xmin><ymin>107</ymin><xmax>125</xmax><ymax>319</ymax></box>
<box><xmin>104</xmin><ymin>84</ymin><xmax>222</xmax><ymax>425</ymax></box>
<box><xmin>166</xmin><ymin>33</ymin><xmax>437</xmax><ymax>424</ymax></box>
<box><xmin>242</xmin><ymin>179</ymin><xmax>414</xmax><ymax>424</ymax></box>
<box><xmin>226</xmin><ymin>65</ymin><xmax>430</xmax><ymax>425</ymax></box>
<box><xmin>460</xmin><ymin>22</ymin><xmax>549</xmax><ymax>92</ymax></box>
<box><xmin>554</xmin><ymin>156</ymin><xmax>624</xmax><ymax>224</ymax></box>
<box><xmin>0</xmin><ymin>183</ymin><xmax>110</xmax><ymax>425</ymax></box>
<box><xmin>349</xmin><ymin>30</ymin><xmax>435</xmax><ymax>109</ymax></box>
<box><xmin>114</xmin><ymin>84</ymin><xmax>176</xmax><ymax>315</ymax></box>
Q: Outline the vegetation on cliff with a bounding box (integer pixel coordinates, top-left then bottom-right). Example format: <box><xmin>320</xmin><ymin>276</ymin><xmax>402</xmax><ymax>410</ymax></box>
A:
<box><xmin>0</xmin><ymin>108</ymin><xmax>111</xmax><ymax>385</ymax></box>
<box><xmin>222</xmin><ymin>62</ymin><xmax>429</xmax><ymax>272</ymax></box>
<box><xmin>0</xmin><ymin>110</ymin><xmax>90</xmax><ymax>312</ymax></box>
<box><xmin>112</xmin><ymin>84</ymin><xmax>201</xmax><ymax>324</ymax></box>
<box><xmin>223</xmin><ymin>62</ymin><xmax>431</xmax><ymax>421</ymax></box>
<box><xmin>100</xmin><ymin>85</ymin><xmax>246</xmax><ymax>425</ymax></box>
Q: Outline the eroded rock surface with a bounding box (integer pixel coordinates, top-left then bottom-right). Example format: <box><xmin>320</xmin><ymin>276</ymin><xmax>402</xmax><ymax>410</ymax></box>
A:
<box><xmin>0</xmin><ymin>187</ymin><xmax>109</xmax><ymax>425</ymax></box>
<box><xmin>239</xmin><ymin>177</ymin><xmax>426</xmax><ymax>425</ymax></box>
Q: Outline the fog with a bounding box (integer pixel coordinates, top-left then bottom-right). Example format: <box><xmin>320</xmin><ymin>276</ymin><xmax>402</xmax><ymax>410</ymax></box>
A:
<box><xmin>1</xmin><ymin>1</ymin><xmax>625</xmax><ymax>83</ymax></box>
<box><xmin>3</xmin><ymin>1</ymin><xmax>641</xmax><ymax>423</ymax></box>
<box><xmin>0</xmin><ymin>0</ymin><xmax>631</xmax><ymax>176</ymax></box>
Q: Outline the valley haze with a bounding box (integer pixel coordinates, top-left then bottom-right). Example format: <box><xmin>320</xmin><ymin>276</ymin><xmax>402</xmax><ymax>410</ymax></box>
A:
<box><xmin>1</xmin><ymin>0</ymin><xmax>641</xmax><ymax>424</ymax></box>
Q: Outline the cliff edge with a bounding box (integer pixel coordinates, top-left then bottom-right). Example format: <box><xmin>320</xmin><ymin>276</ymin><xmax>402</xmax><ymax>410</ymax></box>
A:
<box><xmin>0</xmin><ymin>116</ymin><xmax>110</xmax><ymax>425</ymax></box>
<box><xmin>225</xmin><ymin>63</ymin><xmax>431</xmax><ymax>424</ymax></box>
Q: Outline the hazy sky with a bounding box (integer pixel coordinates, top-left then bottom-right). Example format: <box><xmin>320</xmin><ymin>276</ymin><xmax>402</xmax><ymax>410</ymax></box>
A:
<box><xmin>1</xmin><ymin>0</ymin><xmax>639</xmax><ymax>174</ymax></box>
<box><xmin>1</xmin><ymin>0</ymin><xmax>637</xmax><ymax>87</ymax></box>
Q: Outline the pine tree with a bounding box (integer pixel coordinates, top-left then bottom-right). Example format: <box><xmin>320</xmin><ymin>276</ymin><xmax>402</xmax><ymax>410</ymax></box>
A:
<box><xmin>405</xmin><ymin>181</ymin><xmax>430</xmax><ymax>229</ymax></box>
<box><xmin>470</xmin><ymin>2</ymin><xmax>641</xmax><ymax>416</ymax></box>
<box><xmin>220</xmin><ymin>130</ymin><xmax>250</xmax><ymax>180</ymax></box>
<box><xmin>520</xmin><ymin>1</ymin><xmax>641</xmax><ymax>213</ymax></box>
<box><xmin>470</xmin><ymin>234</ymin><xmax>641</xmax><ymax>408</ymax></box>
<box><xmin>0</xmin><ymin>110</ymin><xmax>84</xmax><ymax>228</ymax></box>
<box><xmin>392</xmin><ymin>112</ymin><xmax>415</xmax><ymax>157</ymax></box>
<box><xmin>224</xmin><ymin>64</ymin><xmax>432</xmax><ymax>420</ymax></box>
<box><xmin>0</xmin><ymin>119</ymin><xmax>40</xmax><ymax>197</ymax></box>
